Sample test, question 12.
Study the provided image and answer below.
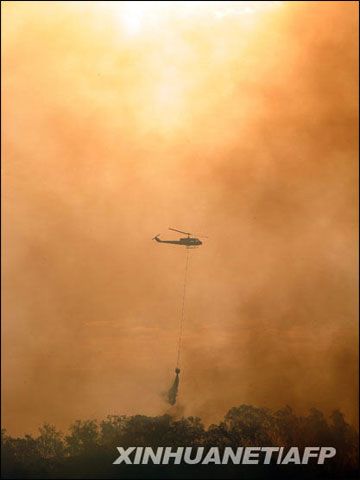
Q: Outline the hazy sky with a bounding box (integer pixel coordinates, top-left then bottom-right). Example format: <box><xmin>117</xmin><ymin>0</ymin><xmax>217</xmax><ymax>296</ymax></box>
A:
<box><xmin>2</xmin><ymin>1</ymin><xmax>358</xmax><ymax>435</ymax></box>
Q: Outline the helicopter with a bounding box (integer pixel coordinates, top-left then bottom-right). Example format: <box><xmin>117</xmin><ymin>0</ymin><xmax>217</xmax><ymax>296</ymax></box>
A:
<box><xmin>153</xmin><ymin>228</ymin><xmax>205</xmax><ymax>248</ymax></box>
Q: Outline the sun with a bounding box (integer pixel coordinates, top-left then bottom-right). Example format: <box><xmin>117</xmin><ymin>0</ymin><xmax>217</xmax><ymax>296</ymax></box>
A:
<box><xmin>109</xmin><ymin>1</ymin><xmax>283</xmax><ymax>36</ymax></box>
<box><xmin>88</xmin><ymin>0</ymin><xmax>284</xmax><ymax>137</ymax></box>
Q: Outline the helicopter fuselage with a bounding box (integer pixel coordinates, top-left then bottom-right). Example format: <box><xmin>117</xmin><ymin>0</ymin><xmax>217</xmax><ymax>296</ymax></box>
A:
<box><xmin>154</xmin><ymin>236</ymin><xmax>202</xmax><ymax>246</ymax></box>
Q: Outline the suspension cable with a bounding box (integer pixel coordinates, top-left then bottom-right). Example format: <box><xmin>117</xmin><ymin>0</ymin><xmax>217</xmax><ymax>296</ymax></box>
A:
<box><xmin>176</xmin><ymin>247</ymin><xmax>190</xmax><ymax>369</ymax></box>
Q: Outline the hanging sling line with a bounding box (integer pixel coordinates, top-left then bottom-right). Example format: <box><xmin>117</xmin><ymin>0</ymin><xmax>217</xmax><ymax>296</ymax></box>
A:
<box><xmin>167</xmin><ymin>247</ymin><xmax>190</xmax><ymax>405</ymax></box>
<box><xmin>176</xmin><ymin>247</ymin><xmax>190</xmax><ymax>369</ymax></box>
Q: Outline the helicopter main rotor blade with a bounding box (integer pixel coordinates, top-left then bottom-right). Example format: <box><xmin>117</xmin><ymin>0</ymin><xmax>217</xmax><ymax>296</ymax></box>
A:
<box><xmin>169</xmin><ymin>227</ymin><xmax>192</xmax><ymax>236</ymax></box>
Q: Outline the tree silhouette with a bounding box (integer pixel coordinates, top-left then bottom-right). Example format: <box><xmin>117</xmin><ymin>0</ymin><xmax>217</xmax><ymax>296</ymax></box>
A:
<box><xmin>1</xmin><ymin>405</ymin><xmax>358</xmax><ymax>479</ymax></box>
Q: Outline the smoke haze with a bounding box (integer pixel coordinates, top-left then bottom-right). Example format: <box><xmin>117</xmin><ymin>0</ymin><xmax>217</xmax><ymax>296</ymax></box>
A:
<box><xmin>2</xmin><ymin>1</ymin><xmax>358</xmax><ymax>435</ymax></box>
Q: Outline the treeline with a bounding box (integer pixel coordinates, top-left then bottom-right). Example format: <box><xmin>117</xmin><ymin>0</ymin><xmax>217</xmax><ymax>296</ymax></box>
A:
<box><xmin>1</xmin><ymin>405</ymin><xmax>359</xmax><ymax>479</ymax></box>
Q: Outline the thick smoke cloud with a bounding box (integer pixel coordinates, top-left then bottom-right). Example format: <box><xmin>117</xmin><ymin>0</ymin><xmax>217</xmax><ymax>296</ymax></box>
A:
<box><xmin>2</xmin><ymin>1</ymin><xmax>358</xmax><ymax>435</ymax></box>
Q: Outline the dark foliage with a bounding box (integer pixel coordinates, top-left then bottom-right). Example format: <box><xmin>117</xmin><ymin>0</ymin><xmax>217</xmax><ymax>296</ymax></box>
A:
<box><xmin>1</xmin><ymin>405</ymin><xmax>358</xmax><ymax>479</ymax></box>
